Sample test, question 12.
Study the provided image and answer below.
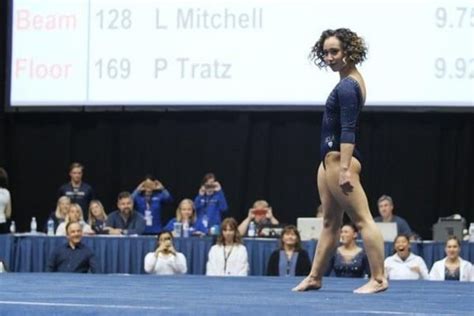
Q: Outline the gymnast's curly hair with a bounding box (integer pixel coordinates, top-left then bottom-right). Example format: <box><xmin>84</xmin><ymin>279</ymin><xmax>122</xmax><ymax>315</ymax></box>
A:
<box><xmin>309</xmin><ymin>28</ymin><xmax>367</xmax><ymax>68</ymax></box>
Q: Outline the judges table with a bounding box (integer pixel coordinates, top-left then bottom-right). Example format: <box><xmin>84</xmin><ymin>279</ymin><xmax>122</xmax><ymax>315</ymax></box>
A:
<box><xmin>1</xmin><ymin>234</ymin><xmax>473</xmax><ymax>275</ymax></box>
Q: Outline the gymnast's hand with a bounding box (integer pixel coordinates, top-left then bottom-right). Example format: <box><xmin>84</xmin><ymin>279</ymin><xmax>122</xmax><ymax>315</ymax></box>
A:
<box><xmin>339</xmin><ymin>168</ymin><xmax>353</xmax><ymax>194</ymax></box>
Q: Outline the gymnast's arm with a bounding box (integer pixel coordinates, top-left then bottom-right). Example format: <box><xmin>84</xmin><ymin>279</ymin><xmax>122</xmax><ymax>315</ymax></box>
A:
<box><xmin>338</xmin><ymin>81</ymin><xmax>361</xmax><ymax>182</ymax></box>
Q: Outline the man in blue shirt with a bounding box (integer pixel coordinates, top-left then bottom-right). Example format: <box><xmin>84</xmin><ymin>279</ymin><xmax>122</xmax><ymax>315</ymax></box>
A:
<box><xmin>194</xmin><ymin>173</ymin><xmax>228</xmax><ymax>232</ymax></box>
<box><xmin>58</xmin><ymin>162</ymin><xmax>94</xmax><ymax>221</ymax></box>
<box><xmin>47</xmin><ymin>221</ymin><xmax>98</xmax><ymax>273</ymax></box>
<box><xmin>374</xmin><ymin>195</ymin><xmax>412</xmax><ymax>236</ymax></box>
<box><xmin>106</xmin><ymin>191</ymin><xmax>146</xmax><ymax>235</ymax></box>
<box><xmin>132</xmin><ymin>175</ymin><xmax>173</xmax><ymax>234</ymax></box>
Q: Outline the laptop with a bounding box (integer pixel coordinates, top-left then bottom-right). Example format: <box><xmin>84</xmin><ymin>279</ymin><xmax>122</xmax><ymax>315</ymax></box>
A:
<box><xmin>297</xmin><ymin>217</ymin><xmax>323</xmax><ymax>241</ymax></box>
<box><xmin>375</xmin><ymin>222</ymin><xmax>398</xmax><ymax>242</ymax></box>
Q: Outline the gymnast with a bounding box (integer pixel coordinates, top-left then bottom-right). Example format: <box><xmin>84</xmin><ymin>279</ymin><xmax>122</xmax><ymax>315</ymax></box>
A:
<box><xmin>293</xmin><ymin>28</ymin><xmax>388</xmax><ymax>294</ymax></box>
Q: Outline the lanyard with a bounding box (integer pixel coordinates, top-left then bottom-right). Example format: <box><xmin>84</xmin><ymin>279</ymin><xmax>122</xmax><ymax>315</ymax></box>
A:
<box><xmin>286</xmin><ymin>259</ymin><xmax>292</xmax><ymax>276</ymax></box>
<box><xmin>223</xmin><ymin>245</ymin><xmax>234</xmax><ymax>274</ymax></box>
<box><xmin>286</xmin><ymin>252</ymin><xmax>294</xmax><ymax>276</ymax></box>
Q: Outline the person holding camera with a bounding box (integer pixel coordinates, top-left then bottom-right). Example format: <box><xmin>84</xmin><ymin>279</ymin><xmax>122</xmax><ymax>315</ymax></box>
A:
<box><xmin>132</xmin><ymin>175</ymin><xmax>173</xmax><ymax>234</ymax></box>
<box><xmin>238</xmin><ymin>200</ymin><xmax>279</xmax><ymax>237</ymax></box>
<box><xmin>144</xmin><ymin>231</ymin><xmax>187</xmax><ymax>275</ymax></box>
<box><xmin>194</xmin><ymin>173</ymin><xmax>228</xmax><ymax>232</ymax></box>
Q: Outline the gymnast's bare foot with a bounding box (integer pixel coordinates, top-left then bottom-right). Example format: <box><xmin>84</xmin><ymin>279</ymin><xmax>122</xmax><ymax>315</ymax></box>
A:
<box><xmin>353</xmin><ymin>278</ymin><xmax>388</xmax><ymax>294</ymax></box>
<box><xmin>292</xmin><ymin>275</ymin><xmax>322</xmax><ymax>292</ymax></box>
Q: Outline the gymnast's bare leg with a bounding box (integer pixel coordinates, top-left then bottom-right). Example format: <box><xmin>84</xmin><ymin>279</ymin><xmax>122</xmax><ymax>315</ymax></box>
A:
<box><xmin>293</xmin><ymin>152</ymin><xmax>388</xmax><ymax>293</ymax></box>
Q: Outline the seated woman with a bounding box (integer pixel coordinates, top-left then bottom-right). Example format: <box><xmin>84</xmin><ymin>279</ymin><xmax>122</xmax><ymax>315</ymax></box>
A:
<box><xmin>384</xmin><ymin>234</ymin><xmax>429</xmax><ymax>280</ymax></box>
<box><xmin>429</xmin><ymin>236</ymin><xmax>473</xmax><ymax>282</ymax></box>
<box><xmin>88</xmin><ymin>200</ymin><xmax>109</xmax><ymax>234</ymax></box>
<box><xmin>326</xmin><ymin>224</ymin><xmax>369</xmax><ymax>278</ymax></box>
<box><xmin>163</xmin><ymin>199</ymin><xmax>207</xmax><ymax>236</ymax></box>
<box><xmin>238</xmin><ymin>200</ymin><xmax>280</xmax><ymax>237</ymax></box>
<box><xmin>206</xmin><ymin>217</ymin><xmax>249</xmax><ymax>276</ymax></box>
<box><xmin>267</xmin><ymin>225</ymin><xmax>311</xmax><ymax>276</ymax></box>
<box><xmin>45</xmin><ymin>196</ymin><xmax>71</xmax><ymax>233</ymax></box>
<box><xmin>144</xmin><ymin>231</ymin><xmax>187</xmax><ymax>275</ymax></box>
<box><xmin>55</xmin><ymin>203</ymin><xmax>94</xmax><ymax>236</ymax></box>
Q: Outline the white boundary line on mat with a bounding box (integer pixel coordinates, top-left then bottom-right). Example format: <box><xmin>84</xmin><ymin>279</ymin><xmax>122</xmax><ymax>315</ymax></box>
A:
<box><xmin>0</xmin><ymin>301</ymin><xmax>172</xmax><ymax>311</ymax></box>
<box><xmin>341</xmin><ymin>311</ymin><xmax>455</xmax><ymax>316</ymax></box>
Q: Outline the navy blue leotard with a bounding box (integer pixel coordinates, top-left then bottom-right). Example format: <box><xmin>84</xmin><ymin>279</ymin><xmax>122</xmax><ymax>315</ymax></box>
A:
<box><xmin>320</xmin><ymin>77</ymin><xmax>364</xmax><ymax>166</ymax></box>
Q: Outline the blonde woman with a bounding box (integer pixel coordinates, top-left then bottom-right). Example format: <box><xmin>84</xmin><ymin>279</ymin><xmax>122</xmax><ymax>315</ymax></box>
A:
<box><xmin>163</xmin><ymin>199</ymin><xmax>206</xmax><ymax>236</ymax></box>
<box><xmin>88</xmin><ymin>200</ymin><xmax>109</xmax><ymax>234</ymax></box>
<box><xmin>206</xmin><ymin>218</ymin><xmax>249</xmax><ymax>276</ymax></box>
<box><xmin>56</xmin><ymin>203</ymin><xmax>94</xmax><ymax>236</ymax></box>
<box><xmin>44</xmin><ymin>196</ymin><xmax>71</xmax><ymax>233</ymax></box>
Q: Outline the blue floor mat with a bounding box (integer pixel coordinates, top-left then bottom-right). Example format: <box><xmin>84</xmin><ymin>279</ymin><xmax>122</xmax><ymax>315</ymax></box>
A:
<box><xmin>0</xmin><ymin>273</ymin><xmax>473</xmax><ymax>315</ymax></box>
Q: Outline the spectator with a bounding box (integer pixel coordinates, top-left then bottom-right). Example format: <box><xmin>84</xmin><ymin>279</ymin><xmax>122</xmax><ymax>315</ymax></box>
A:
<box><xmin>206</xmin><ymin>218</ymin><xmax>248</xmax><ymax>276</ymax></box>
<box><xmin>144</xmin><ymin>231</ymin><xmax>187</xmax><ymax>275</ymax></box>
<box><xmin>163</xmin><ymin>199</ymin><xmax>207</xmax><ymax>236</ymax></box>
<box><xmin>384</xmin><ymin>234</ymin><xmax>429</xmax><ymax>280</ymax></box>
<box><xmin>88</xmin><ymin>200</ymin><xmax>109</xmax><ymax>234</ymax></box>
<box><xmin>374</xmin><ymin>195</ymin><xmax>412</xmax><ymax>236</ymax></box>
<box><xmin>45</xmin><ymin>196</ymin><xmax>71</xmax><ymax>233</ymax></box>
<box><xmin>106</xmin><ymin>191</ymin><xmax>146</xmax><ymax>235</ymax></box>
<box><xmin>429</xmin><ymin>236</ymin><xmax>473</xmax><ymax>282</ymax></box>
<box><xmin>0</xmin><ymin>168</ymin><xmax>12</xmax><ymax>234</ymax></box>
<box><xmin>238</xmin><ymin>200</ymin><xmax>279</xmax><ymax>237</ymax></box>
<box><xmin>56</xmin><ymin>203</ymin><xmax>94</xmax><ymax>236</ymax></box>
<box><xmin>58</xmin><ymin>162</ymin><xmax>94</xmax><ymax>221</ymax></box>
<box><xmin>47</xmin><ymin>221</ymin><xmax>98</xmax><ymax>273</ymax></box>
<box><xmin>267</xmin><ymin>225</ymin><xmax>311</xmax><ymax>276</ymax></box>
<box><xmin>194</xmin><ymin>173</ymin><xmax>228</xmax><ymax>232</ymax></box>
<box><xmin>326</xmin><ymin>224</ymin><xmax>369</xmax><ymax>278</ymax></box>
<box><xmin>132</xmin><ymin>175</ymin><xmax>173</xmax><ymax>234</ymax></box>
<box><xmin>0</xmin><ymin>260</ymin><xmax>8</xmax><ymax>273</ymax></box>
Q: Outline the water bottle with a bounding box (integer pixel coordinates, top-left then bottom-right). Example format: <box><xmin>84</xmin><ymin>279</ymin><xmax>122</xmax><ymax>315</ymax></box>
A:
<box><xmin>9</xmin><ymin>221</ymin><xmax>16</xmax><ymax>234</ymax></box>
<box><xmin>469</xmin><ymin>223</ymin><xmax>474</xmax><ymax>242</ymax></box>
<box><xmin>47</xmin><ymin>217</ymin><xmax>55</xmax><ymax>236</ymax></box>
<box><xmin>30</xmin><ymin>217</ymin><xmax>37</xmax><ymax>233</ymax></box>
<box><xmin>182</xmin><ymin>222</ymin><xmax>190</xmax><ymax>238</ymax></box>
<box><xmin>248</xmin><ymin>221</ymin><xmax>256</xmax><ymax>237</ymax></box>
<box><xmin>173</xmin><ymin>222</ymin><xmax>183</xmax><ymax>237</ymax></box>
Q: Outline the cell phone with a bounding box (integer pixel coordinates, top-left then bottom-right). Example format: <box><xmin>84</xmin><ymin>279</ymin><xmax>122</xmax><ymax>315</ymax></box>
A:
<box><xmin>253</xmin><ymin>209</ymin><xmax>268</xmax><ymax>216</ymax></box>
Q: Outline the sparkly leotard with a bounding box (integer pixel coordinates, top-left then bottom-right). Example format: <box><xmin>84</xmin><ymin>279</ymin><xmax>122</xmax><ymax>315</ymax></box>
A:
<box><xmin>320</xmin><ymin>77</ymin><xmax>364</xmax><ymax>166</ymax></box>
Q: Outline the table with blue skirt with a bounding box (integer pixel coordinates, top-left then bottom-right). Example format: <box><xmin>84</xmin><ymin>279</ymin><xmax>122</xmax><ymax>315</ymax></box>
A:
<box><xmin>0</xmin><ymin>234</ymin><xmax>473</xmax><ymax>275</ymax></box>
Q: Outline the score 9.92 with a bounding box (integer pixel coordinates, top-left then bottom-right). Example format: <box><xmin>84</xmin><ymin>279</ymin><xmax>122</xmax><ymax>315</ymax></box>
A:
<box><xmin>434</xmin><ymin>58</ymin><xmax>474</xmax><ymax>79</ymax></box>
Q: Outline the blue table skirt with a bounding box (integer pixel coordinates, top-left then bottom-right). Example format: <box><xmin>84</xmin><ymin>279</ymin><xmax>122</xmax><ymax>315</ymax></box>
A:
<box><xmin>0</xmin><ymin>234</ymin><xmax>472</xmax><ymax>275</ymax></box>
